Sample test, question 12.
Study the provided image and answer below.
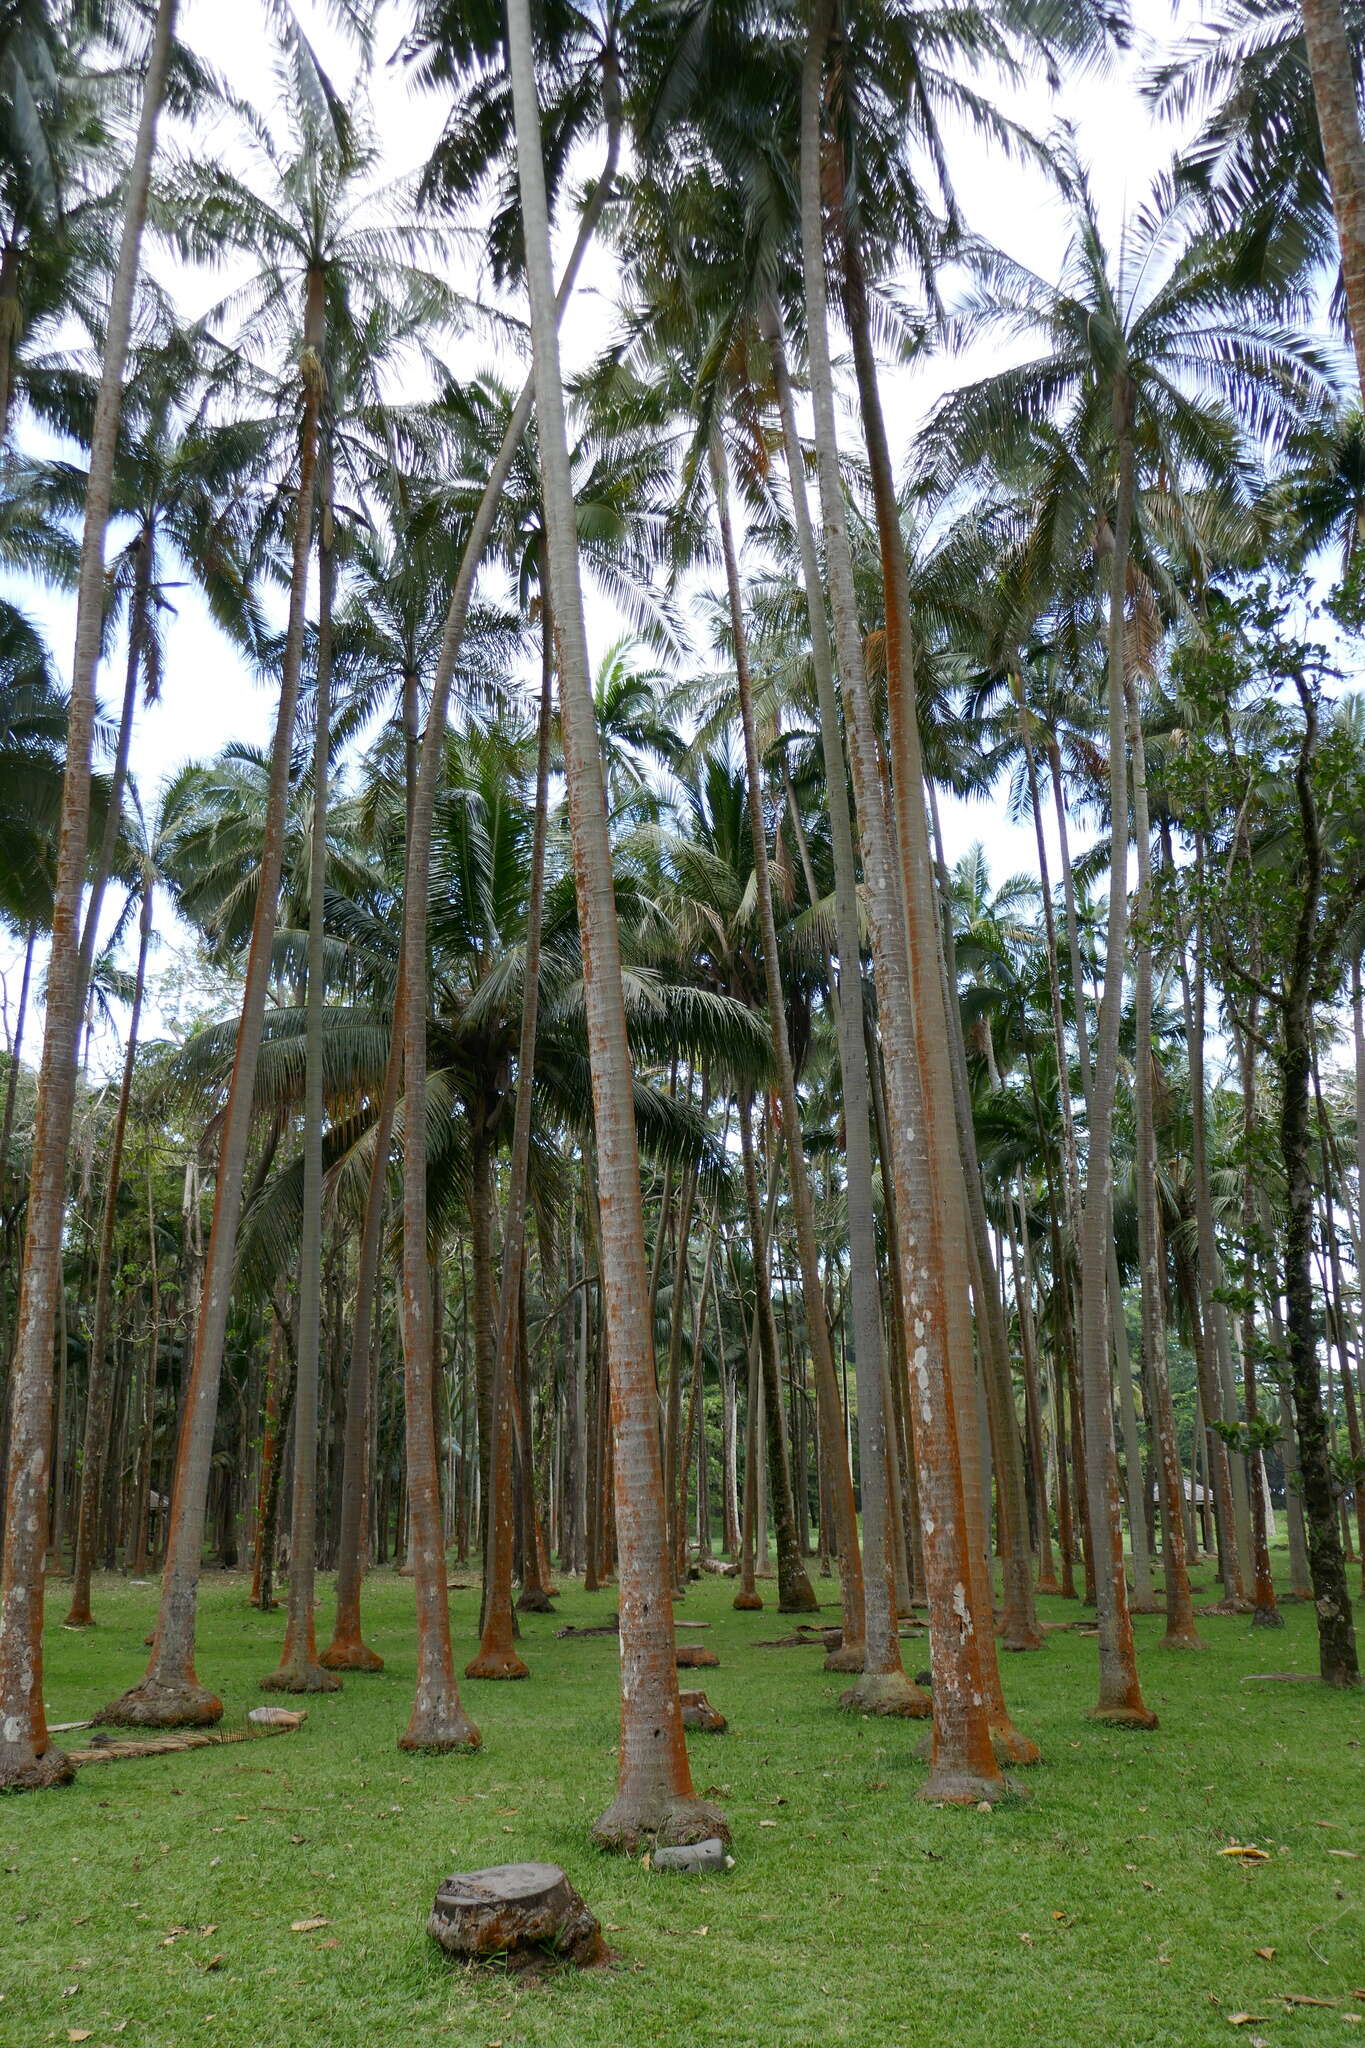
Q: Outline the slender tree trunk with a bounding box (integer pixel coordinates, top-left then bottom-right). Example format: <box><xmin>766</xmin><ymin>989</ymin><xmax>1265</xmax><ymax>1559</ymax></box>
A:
<box><xmin>250</xmin><ymin>1318</ymin><xmax>285</xmax><ymax>1608</ymax></box>
<box><xmin>320</xmin><ymin>1019</ymin><xmax>398</xmax><ymax>1669</ymax></box>
<box><xmin>737</xmin><ymin>1091</ymin><xmax>816</xmax><ymax>1614</ymax></box>
<box><xmin>65</xmin><ymin>877</ymin><xmax>154</xmax><ymax>1626</ymax></box>
<box><xmin>76</xmin><ymin>528</ymin><xmax>152</xmax><ymax>1010</ymax></box>
<box><xmin>929</xmin><ymin>794</ymin><xmax>1041</xmax><ymax>1653</ymax></box>
<box><xmin>733</xmin><ymin>1235</ymin><xmax>763</xmax><ymax>1610</ymax></box>
<box><xmin>1303</xmin><ymin>0</ymin><xmax>1365</xmax><ymax>392</ymax></box>
<box><xmin>834</xmin><ymin>169</ymin><xmax>1038</xmax><ymax>1762</ymax></box>
<box><xmin>467</xmin><ymin>588</ymin><xmax>555</xmax><ymax>1680</ymax></box>
<box><xmin>1125</xmin><ymin>700</ymin><xmax>1201</xmax><ymax>1649</ymax></box>
<box><xmin>393</xmin><ymin>56</ymin><xmax>619</xmax><ymax>1754</ymax></box>
<box><xmin>1075</xmin><ymin>387</ymin><xmax>1156</xmax><ymax>1727</ymax></box>
<box><xmin>102</xmin><ymin>253</ymin><xmax>325</xmax><ymax>1729</ymax></box>
<box><xmin>764</xmin><ymin>304</ymin><xmax>913</xmax><ymax>1705</ymax></box>
<box><xmin>0</xmin><ymin>237</ymin><xmax>21</xmax><ymax>450</ymax></box>
<box><xmin>709</xmin><ymin>436</ymin><xmax>866</xmax><ymax>1658</ymax></box>
<box><xmin>263</xmin><ymin>469</ymin><xmax>340</xmax><ymax>1697</ymax></box>
<box><xmin>0</xmin><ymin>923</ymin><xmax>34</xmax><ymax>1202</ymax></box>
<box><xmin>0</xmin><ymin>0</ymin><xmax>177</xmax><ymax>1787</ymax></box>
<box><xmin>130</xmin><ymin>1169</ymin><xmax>159</xmax><ymax>1578</ymax></box>
<box><xmin>505</xmin><ymin>0</ymin><xmax>717</xmax><ymax>1847</ymax></box>
<box><xmin>1278</xmin><ymin>684</ymin><xmax>1359</xmax><ymax>1684</ymax></box>
<box><xmin>801</xmin><ymin>1</ymin><xmax>1008</xmax><ymax>1801</ymax></box>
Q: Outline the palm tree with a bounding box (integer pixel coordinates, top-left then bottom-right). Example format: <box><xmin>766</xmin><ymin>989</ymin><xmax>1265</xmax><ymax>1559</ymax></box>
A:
<box><xmin>391</xmin><ymin>1</ymin><xmax>626</xmax><ymax>1758</ymax></box>
<box><xmin>64</xmin><ymin>777</ymin><xmax>177</xmax><ymax>1630</ymax></box>
<box><xmin>920</xmin><ymin>157</ymin><xmax>1327</xmax><ymax>1721</ymax></box>
<box><xmin>0</xmin><ymin>0</ymin><xmax>177</xmax><ymax>1794</ymax></box>
<box><xmin>1152</xmin><ymin>2</ymin><xmax>1365</xmax><ymax>386</ymax></box>
<box><xmin>794</xmin><ymin>0</ymin><xmax>1031</xmax><ymax>1802</ymax></box>
<box><xmin>27</xmin><ymin>325</ymin><xmax>265</xmax><ymax>1013</ymax></box>
<box><xmin>505</xmin><ymin>0</ymin><xmax>724</xmax><ymax>1851</ymax></box>
<box><xmin>0</xmin><ymin>0</ymin><xmax>111</xmax><ymax>448</ymax></box>
<box><xmin>102</xmin><ymin>80</ymin><xmax>410</xmax><ymax>1728</ymax></box>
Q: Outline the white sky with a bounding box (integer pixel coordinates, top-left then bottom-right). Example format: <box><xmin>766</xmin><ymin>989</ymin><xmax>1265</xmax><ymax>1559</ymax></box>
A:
<box><xmin>4</xmin><ymin>0</ymin><xmax>1211</xmax><ymax>1069</ymax></box>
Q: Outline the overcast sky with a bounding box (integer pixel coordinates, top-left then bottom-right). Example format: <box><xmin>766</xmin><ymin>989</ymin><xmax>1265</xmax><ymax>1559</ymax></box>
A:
<box><xmin>4</xmin><ymin>0</ymin><xmax>1211</xmax><ymax>1068</ymax></box>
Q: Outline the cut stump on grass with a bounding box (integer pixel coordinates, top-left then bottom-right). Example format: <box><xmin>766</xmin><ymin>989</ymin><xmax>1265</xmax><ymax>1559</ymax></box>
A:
<box><xmin>428</xmin><ymin>1862</ymin><xmax>609</xmax><ymax>1972</ymax></box>
<box><xmin>679</xmin><ymin>1689</ymin><xmax>727</xmax><ymax>1732</ymax></box>
<box><xmin>675</xmin><ymin>1644</ymin><xmax>719</xmax><ymax>1669</ymax></box>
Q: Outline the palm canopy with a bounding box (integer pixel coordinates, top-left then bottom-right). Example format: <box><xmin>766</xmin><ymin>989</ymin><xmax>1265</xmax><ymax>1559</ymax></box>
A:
<box><xmin>1147</xmin><ymin>1</ymin><xmax>1364</xmax><ymax>298</ymax></box>
<box><xmin>917</xmin><ymin>161</ymin><xmax>1337</xmax><ymax>611</ymax></box>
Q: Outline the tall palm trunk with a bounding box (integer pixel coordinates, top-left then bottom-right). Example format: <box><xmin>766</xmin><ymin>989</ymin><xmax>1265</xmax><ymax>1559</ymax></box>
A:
<box><xmin>1303</xmin><ymin>0</ymin><xmax>1365</xmax><ymax>391</ymax></box>
<box><xmin>1005</xmin><ymin>1175</ymin><xmax>1059</xmax><ymax>1595</ymax></box>
<box><xmin>0</xmin><ymin>921</ymin><xmax>34</xmax><ymax>1198</ymax></box>
<box><xmin>834</xmin><ymin>175</ymin><xmax>1039</xmax><ymax>1752</ymax></box>
<box><xmin>263</xmin><ymin>466</ymin><xmax>340</xmax><ymax>1697</ymax></box>
<box><xmin>801</xmin><ymin>0</ymin><xmax>1006</xmax><ymax>1803</ymax></box>
<box><xmin>0</xmin><ymin>0</ymin><xmax>177</xmax><ymax>1789</ymax></box>
<box><xmin>466</xmin><ymin>593</ymin><xmax>555</xmax><ymax>1680</ymax></box>
<box><xmin>761</xmin><ymin>300</ymin><xmax>916</xmax><ymax>1709</ymax></box>
<box><xmin>1125</xmin><ymin>691</ymin><xmax>1202</xmax><ymax>1651</ymax></box>
<box><xmin>76</xmin><ymin>526</ymin><xmax>152</xmax><ymax>1007</ymax></box>
<box><xmin>709</xmin><ymin>435</ymin><xmax>863</xmax><ymax>1645</ymax></box>
<box><xmin>395</xmin><ymin>52</ymin><xmax>619</xmax><ymax>1758</ymax></box>
<box><xmin>102</xmin><ymin>256</ymin><xmax>325</xmax><ymax>1730</ymax></box>
<box><xmin>506</xmin><ymin>0</ymin><xmax>719</xmax><ymax>1850</ymax></box>
<box><xmin>1018</xmin><ymin>699</ymin><xmax>1083</xmax><ymax>1226</ymax></box>
<box><xmin>1075</xmin><ymin>382</ymin><xmax>1156</xmax><ymax>1728</ymax></box>
<box><xmin>250</xmin><ymin>1316</ymin><xmax>285</xmax><ymax>1607</ymax></box>
<box><xmin>320</xmin><ymin>992</ymin><xmax>398</xmax><ymax>1669</ymax></box>
<box><xmin>927</xmin><ymin>788</ymin><xmax>1041</xmax><ymax>1653</ymax></box>
<box><xmin>737</xmin><ymin>1089</ymin><xmax>815</xmax><ymax>1613</ymax></box>
<box><xmin>1280</xmin><ymin>685</ymin><xmax>1358</xmax><ymax>1685</ymax></box>
<box><xmin>1171</xmin><ymin>844</ymin><xmax>1247</xmax><ymax>1602</ymax></box>
<box><xmin>732</xmin><ymin>1229</ymin><xmax>765</xmax><ymax>1609</ymax></box>
<box><xmin>1233</xmin><ymin>1008</ymin><xmax>1282</xmax><ymax>1627</ymax></box>
<box><xmin>65</xmin><ymin>875</ymin><xmax>154</xmax><ymax>1628</ymax></box>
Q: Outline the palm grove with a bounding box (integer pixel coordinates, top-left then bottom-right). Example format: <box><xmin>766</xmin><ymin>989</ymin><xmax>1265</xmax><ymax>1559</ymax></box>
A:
<box><xmin>0</xmin><ymin>0</ymin><xmax>1362</xmax><ymax>1841</ymax></box>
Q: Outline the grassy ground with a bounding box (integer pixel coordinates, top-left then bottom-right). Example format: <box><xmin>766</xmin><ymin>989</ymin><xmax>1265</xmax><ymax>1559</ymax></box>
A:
<box><xmin>2</xmin><ymin>1552</ymin><xmax>1363</xmax><ymax>2048</ymax></box>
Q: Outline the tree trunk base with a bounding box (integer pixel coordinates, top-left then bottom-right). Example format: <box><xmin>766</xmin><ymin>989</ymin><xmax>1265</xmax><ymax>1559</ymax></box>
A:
<box><xmin>776</xmin><ymin>1581</ymin><xmax>819</xmax><ymax>1613</ymax></box>
<box><xmin>1159</xmin><ymin>1628</ymin><xmax>1208</xmax><ymax>1651</ymax></box>
<box><xmin>1251</xmin><ymin>1605</ymin><xmax>1285</xmax><ymax>1629</ymax></box>
<box><xmin>591</xmin><ymin>1791</ymin><xmax>730</xmax><ymax>1856</ymax></box>
<box><xmin>1129</xmin><ymin>1597</ymin><xmax>1163</xmax><ymax>1616</ymax></box>
<box><xmin>998</xmin><ymin>1626</ymin><xmax>1045</xmax><ymax>1652</ymax></box>
<box><xmin>918</xmin><ymin>1761</ymin><xmax>1011</xmax><ymax>1806</ymax></box>
<box><xmin>319</xmin><ymin>1638</ymin><xmax>384</xmax><ymax>1672</ymax></box>
<box><xmin>839</xmin><ymin>1670</ymin><xmax>932</xmax><ymax>1718</ymax></box>
<box><xmin>398</xmin><ymin>1704</ymin><xmax>481</xmax><ymax>1752</ymax></box>
<box><xmin>99</xmin><ymin>1679</ymin><xmax>224</xmax><ymax>1730</ymax></box>
<box><xmin>0</xmin><ymin>1744</ymin><xmax>75</xmax><ymax>1793</ymax></box>
<box><xmin>732</xmin><ymin>1590</ymin><xmax>763</xmax><ymax>1611</ymax></box>
<box><xmin>1035</xmin><ymin>1576</ymin><xmax>1062</xmax><ymax>1597</ymax></box>
<box><xmin>1089</xmin><ymin>1702</ymin><xmax>1159</xmax><ymax>1729</ymax></box>
<box><xmin>516</xmin><ymin>1590</ymin><xmax>557</xmax><ymax>1614</ymax></box>
<box><xmin>989</xmin><ymin>1717</ymin><xmax>1042</xmax><ymax>1765</ymax></box>
<box><xmin>465</xmin><ymin>1648</ymin><xmax>530</xmax><ymax>1680</ymax></box>
<box><xmin>62</xmin><ymin>1610</ymin><xmax>95</xmax><ymax>1630</ymax></box>
<box><xmin>679</xmin><ymin>1690</ymin><xmax>727</xmax><ymax>1732</ymax></box>
<box><xmin>822</xmin><ymin>1639</ymin><xmax>865</xmax><ymax>1674</ymax></box>
<box><xmin>429</xmin><ymin>1862</ymin><xmax>609</xmax><ymax>1972</ymax></box>
<box><xmin>259</xmin><ymin>1663</ymin><xmax>341</xmax><ymax>1694</ymax></box>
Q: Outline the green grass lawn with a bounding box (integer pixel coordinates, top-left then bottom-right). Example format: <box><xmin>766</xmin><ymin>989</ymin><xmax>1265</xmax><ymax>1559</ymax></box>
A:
<box><xmin>3</xmin><ymin>1553</ymin><xmax>1362</xmax><ymax>2048</ymax></box>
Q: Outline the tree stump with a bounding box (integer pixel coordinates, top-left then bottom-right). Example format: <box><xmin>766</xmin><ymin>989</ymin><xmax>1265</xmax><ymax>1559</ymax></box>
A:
<box><xmin>675</xmin><ymin>1644</ymin><xmax>718</xmax><ymax>1669</ymax></box>
<box><xmin>428</xmin><ymin>1863</ymin><xmax>608</xmax><ymax>1972</ymax></box>
<box><xmin>679</xmin><ymin>1689</ymin><xmax>726</xmax><ymax>1732</ymax></box>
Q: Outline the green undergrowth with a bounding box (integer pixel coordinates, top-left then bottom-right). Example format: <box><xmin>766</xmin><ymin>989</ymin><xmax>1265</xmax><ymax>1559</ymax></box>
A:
<box><xmin>3</xmin><ymin>1548</ymin><xmax>1362</xmax><ymax>2047</ymax></box>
